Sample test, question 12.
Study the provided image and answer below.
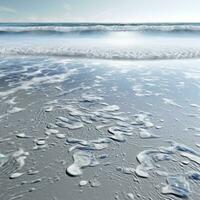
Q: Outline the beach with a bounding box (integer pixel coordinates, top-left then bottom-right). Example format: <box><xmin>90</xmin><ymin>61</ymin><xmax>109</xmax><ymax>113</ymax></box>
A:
<box><xmin>0</xmin><ymin>24</ymin><xmax>200</xmax><ymax>200</ymax></box>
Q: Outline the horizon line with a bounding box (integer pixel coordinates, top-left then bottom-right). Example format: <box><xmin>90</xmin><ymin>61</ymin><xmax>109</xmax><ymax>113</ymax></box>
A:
<box><xmin>0</xmin><ymin>21</ymin><xmax>200</xmax><ymax>24</ymax></box>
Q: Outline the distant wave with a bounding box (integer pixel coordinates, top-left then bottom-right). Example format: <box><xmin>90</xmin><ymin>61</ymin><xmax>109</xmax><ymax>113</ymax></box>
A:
<box><xmin>1</xmin><ymin>46</ymin><xmax>200</xmax><ymax>61</ymax></box>
<box><xmin>1</xmin><ymin>24</ymin><xmax>200</xmax><ymax>34</ymax></box>
<box><xmin>1</xmin><ymin>23</ymin><xmax>200</xmax><ymax>61</ymax></box>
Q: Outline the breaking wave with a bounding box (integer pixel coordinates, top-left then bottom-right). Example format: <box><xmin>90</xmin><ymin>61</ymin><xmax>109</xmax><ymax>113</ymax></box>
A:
<box><xmin>1</xmin><ymin>46</ymin><xmax>200</xmax><ymax>61</ymax></box>
<box><xmin>1</xmin><ymin>23</ymin><xmax>200</xmax><ymax>34</ymax></box>
<box><xmin>1</xmin><ymin>23</ymin><xmax>200</xmax><ymax>61</ymax></box>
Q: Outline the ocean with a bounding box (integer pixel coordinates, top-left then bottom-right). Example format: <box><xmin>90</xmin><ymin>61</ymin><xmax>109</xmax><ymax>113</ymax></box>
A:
<box><xmin>0</xmin><ymin>23</ymin><xmax>200</xmax><ymax>200</ymax></box>
<box><xmin>1</xmin><ymin>23</ymin><xmax>200</xmax><ymax>60</ymax></box>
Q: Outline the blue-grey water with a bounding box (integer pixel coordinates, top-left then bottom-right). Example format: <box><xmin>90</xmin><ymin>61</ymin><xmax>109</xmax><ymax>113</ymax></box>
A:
<box><xmin>1</xmin><ymin>23</ymin><xmax>200</xmax><ymax>60</ymax></box>
<box><xmin>1</xmin><ymin>23</ymin><xmax>200</xmax><ymax>200</ymax></box>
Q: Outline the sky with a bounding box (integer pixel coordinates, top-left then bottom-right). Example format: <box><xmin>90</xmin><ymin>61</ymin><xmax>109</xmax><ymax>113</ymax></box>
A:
<box><xmin>0</xmin><ymin>0</ymin><xmax>200</xmax><ymax>23</ymax></box>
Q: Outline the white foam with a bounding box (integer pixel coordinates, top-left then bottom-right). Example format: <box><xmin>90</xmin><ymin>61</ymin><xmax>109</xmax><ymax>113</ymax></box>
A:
<box><xmin>66</xmin><ymin>151</ymin><xmax>99</xmax><ymax>176</ymax></box>
<box><xmin>180</xmin><ymin>152</ymin><xmax>200</xmax><ymax>165</ymax></box>
<box><xmin>108</xmin><ymin>126</ymin><xmax>133</xmax><ymax>142</ymax></box>
<box><xmin>163</xmin><ymin>98</ymin><xmax>182</xmax><ymax>108</ymax></box>
<box><xmin>89</xmin><ymin>178</ymin><xmax>101</xmax><ymax>187</ymax></box>
<box><xmin>162</xmin><ymin>176</ymin><xmax>190</xmax><ymax>198</ymax></box>
<box><xmin>66</xmin><ymin>137</ymin><xmax>111</xmax><ymax>151</ymax></box>
<box><xmin>139</xmin><ymin>128</ymin><xmax>159</xmax><ymax>139</ymax></box>
<box><xmin>10</xmin><ymin>172</ymin><xmax>24</xmax><ymax>179</ymax></box>
<box><xmin>16</xmin><ymin>133</ymin><xmax>31</xmax><ymax>138</ymax></box>
<box><xmin>79</xmin><ymin>180</ymin><xmax>88</xmax><ymax>187</ymax></box>
<box><xmin>126</xmin><ymin>193</ymin><xmax>134</xmax><ymax>200</ymax></box>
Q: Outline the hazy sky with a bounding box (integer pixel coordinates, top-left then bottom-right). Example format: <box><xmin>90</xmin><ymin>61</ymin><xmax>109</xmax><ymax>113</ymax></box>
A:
<box><xmin>0</xmin><ymin>0</ymin><xmax>200</xmax><ymax>23</ymax></box>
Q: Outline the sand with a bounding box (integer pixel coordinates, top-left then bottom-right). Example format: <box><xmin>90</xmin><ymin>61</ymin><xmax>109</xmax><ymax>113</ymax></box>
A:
<box><xmin>0</xmin><ymin>56</ymin><xmax>200</xmax><ymax>200</ymax></box>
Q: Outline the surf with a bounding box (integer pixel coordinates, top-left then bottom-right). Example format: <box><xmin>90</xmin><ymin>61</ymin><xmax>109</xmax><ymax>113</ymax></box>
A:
<box><xmin>1</xmin><ymin>23</ymin><xmax>200</xmax><ymax>34</ymax></box>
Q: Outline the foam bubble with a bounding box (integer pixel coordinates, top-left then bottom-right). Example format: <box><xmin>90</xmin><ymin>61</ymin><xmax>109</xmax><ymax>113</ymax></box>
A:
<box><xmin>180</xmin><ymin>152</ymin><xmax>200</xmax><ymax>165</ymax></box>
<box><xmin>10</xmin><ymin>172</ymin><xmax>24</xmax><ymax>179</ymax></box>
<box><xmin>100</xmin><ymin>105</ymin><xmax>120</xmax><ymax>112</ymax></box>
<box><xmin>56</xmin><ymin>133</ymin><xmax>66</xmax><ymax>139</ymax></box>
<box><xmin>15</xmin><ymin>133</ymin><xmax>31</xmax><ymax>139</ymax></box>
<box><xmin>81</xmin><ymin>94</ymin><xmax>104</xmax><ymax>102</ymax></box>
<box><xmin>66</xmin><ymin>137</ymin><xmax>111</xmax><ymax>151</ymax></box>
<box><xmin>108</xmin><ymin>126</ymin><xmax>133</xmax><ymax>142</ymax></box>
<box><xmin>0</xmin><ymin>148</ymin><xmax>28</xmax><ymax>177</ymax></box>
<box><xmin>56</xmin><ymin>116</ymin><xmax>84</xmax><ymax>130</ymax></box>
<box><xmin>89</xmin><ymin>178</ymin><xmax>101</xmax><ymax>187</ymax></box>
<box><xmin>79</xmin><ymin>180</ymin><xmax>88</xmax><ymax>187</ymax></box>
<box><xmin>126</xmin><ymin>193</ymin><xmax>134</xmax><ymax>200</ymax></box>
<box><xmin>139</xmin><ymin>128</ymin><xmax>159</xmax><ymax>139</ymax></box>
<box><xmin>162</xmin><ymin>176</ymin><xmax>190</xmax><ymax>198</ymax></box>
<box><xmin>132</xmin><ymin>113</ymin><xmax>154</xmax><ymax>128</ymax></box>
<box><xmin>66</xmin><ymin>151</ymin><xmax>99</xmax><ymax>176</ymax></box>
<box><xmin>116</xmin><ymin>167</ymin><xmax>135</xmax><ymax>175</ymax></box>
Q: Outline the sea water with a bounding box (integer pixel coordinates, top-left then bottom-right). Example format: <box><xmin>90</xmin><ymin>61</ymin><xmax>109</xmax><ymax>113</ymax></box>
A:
<box><xmin>1</xmin><ymin>23</ymin><xmax>200</xmax><ymax>200</ymax></box>
<box><xmin>1</xmin><ymin>23</ymin><xmax>200</xmax><ymax>60</ymax></box>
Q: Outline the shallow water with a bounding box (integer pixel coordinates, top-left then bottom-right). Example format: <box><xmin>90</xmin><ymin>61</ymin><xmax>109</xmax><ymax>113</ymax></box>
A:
<box><xmin>0</xmin><ymin>57</ymin><xmax>200</xmax><ymax>200</ymax></box>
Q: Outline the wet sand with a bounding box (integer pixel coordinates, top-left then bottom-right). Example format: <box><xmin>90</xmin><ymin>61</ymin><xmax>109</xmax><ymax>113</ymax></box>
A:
<box><xmin>0</xmin><ymin>56</ymin><xmax>200</xmax><ymax>200</ymax></box>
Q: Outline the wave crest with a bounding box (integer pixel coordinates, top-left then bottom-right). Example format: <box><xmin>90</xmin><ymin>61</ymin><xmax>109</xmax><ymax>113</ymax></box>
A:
<box><xmin>1</xmin><ymin>24</ymin><xmax>200</xmax><ymax>34</ymax></box>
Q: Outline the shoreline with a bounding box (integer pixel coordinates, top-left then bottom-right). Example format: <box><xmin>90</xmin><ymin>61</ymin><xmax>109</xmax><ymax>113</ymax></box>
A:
<box><xmin>0</xmin><ymin>56</ymin><xmax>200</xmax><ymax>199</ymax></box>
